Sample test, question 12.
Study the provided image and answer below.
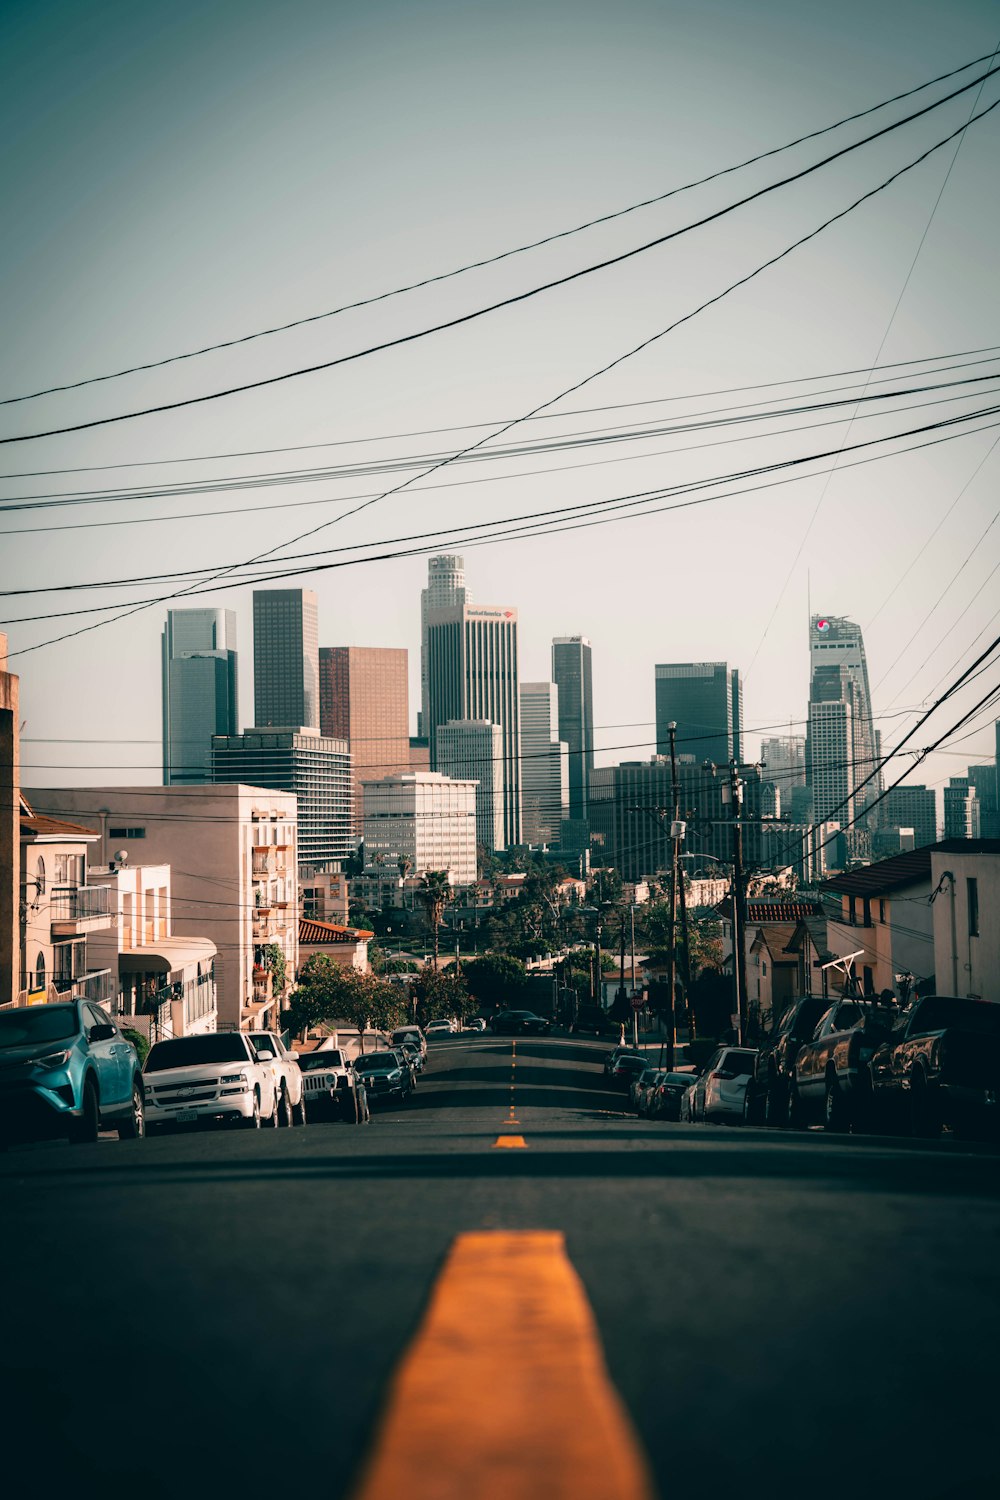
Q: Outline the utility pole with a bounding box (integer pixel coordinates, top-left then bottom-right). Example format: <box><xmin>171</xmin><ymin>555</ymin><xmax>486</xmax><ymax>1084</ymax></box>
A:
<box><xmin>629</xmin><ymin>903</ymin><xmax>638</xmax><ymax>1047</ymax></box>
<box><xmin>728</xmin><ymin>761</ymin><xmax>750</xmax><ymax>1046</ymax></box>
<box><xmin>666</xmin><ymin>723</ymin><xmax>681</xmax><ymax>1067</ymax></box>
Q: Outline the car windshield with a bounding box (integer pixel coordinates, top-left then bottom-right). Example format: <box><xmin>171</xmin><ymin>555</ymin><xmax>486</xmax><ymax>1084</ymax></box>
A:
<box><xmin>721</xmin><ymin>1050</ymin><xmax>756</xmax><ymax>1075</ymax></box>
<box><xmin>911</xmin><ymin>998</ymin><xmax>1000</xmax><ymax>1037</ymax></box>
<box><xmin>0</xmin><ymin>1005</ymin><xmax>79</xmax><ymax>1049</ymax></box>
<box><xmin>297</xmin><ymin>1052</ymin><xmax>345</xmax><ymax>1071</ymax></box>
<box><xmin>145</xmin><ymin>1036</ymin><xmax>248</xmax><ymax>1071</ymax></box>
<box><xmin>354</xmin><ymin>1055</ymin><xmax>399</xmax><ymax>1072</ymax></box>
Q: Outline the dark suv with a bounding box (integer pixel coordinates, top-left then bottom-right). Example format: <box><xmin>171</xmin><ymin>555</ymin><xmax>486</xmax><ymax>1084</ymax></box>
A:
<box><xmin>490</xmin><ymin>1010</ymin><xmax>551</xmax><ymax>1035</ymax></box>
<box><xmin>744</xmin><ymin>996</ymin><xmax>827</xmax><ymax>1126</ymax></box>
<box><xmin>0</xmin><ymin>1001</ymin><xmax>145</xmax><ymax>1144</ymax></box>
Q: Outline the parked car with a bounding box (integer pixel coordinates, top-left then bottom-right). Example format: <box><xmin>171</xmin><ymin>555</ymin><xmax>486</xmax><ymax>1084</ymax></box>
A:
<box><xmin>687</xmin><ymin>1046</ymin><xmax>757</xmax><ymax>1123</ymax></box>
<box><xmin>679</xmin><ymin>1078</ymin><xmax>697</xmax><ymax>1121</ymax></box>
<box><xmin>353</xmin><ymin>1050</ymin><xmax>414</xmax><ymax>1106</ymax></box>
<box><xmin>391</xmin><ymin>1025</ymin><xmax>427</xmax><ymax>1059</ymax></box>
<box><xmin>0</xmin><ymin>1000</ymin><xmax>145</xmax><ymax>1145</ymax></box>
<box><xmin>792</xmin><ymin>996</ymin><xmax>893</xmax><ymax>1131</ymax></box>
<box><xmin>491</xmin><ymin>1010</ymin><xmax>551</xmax><ymax>1035</ymax></box>
<box><xmin>464</xmin><ymin>1017</ymin><xmax>487</xmax><ymax>1032</ymax></box>
<box><xmin>248</xmin><ymin>1031</ymin><xmax>308</xmax><ymax>1126</ymax></box>
<box><xmin>608</xmin><ymin>1052</ymin><xmax>651</xmax><ymax>1091</ymax></box>
<box><xmin>868</xmin><ymin>994</ymin><xmax>1000</xmax><ymax>1139</ymax></box>
<box><xmin>399</xmin><ymin>1040</ymin><xmax>424</xmax><ymax>1074</ymax></box>
<box><xmin>143</xmin><ymin>1031</ymin><xmax>279</xmax><ymax>1131</ymax></box>
<box><xmin>296</xmin><ymin>1047</ymin><xmax>366</xmax><ymax>1120</ymax></box>
<box><xmin>633</xmin><ymin>1067</ymin><xmax>668</xmax><ymax>1117</ymax></box>
<box><xmin>744</xmin><ymin>996</ymin><xmax>828</xmax><ymax>1125</ymax></box>
<box><xmin>649</xmin><ymin>1071</ymin><xmax>701</xmax><ymax>1122</ymax></box>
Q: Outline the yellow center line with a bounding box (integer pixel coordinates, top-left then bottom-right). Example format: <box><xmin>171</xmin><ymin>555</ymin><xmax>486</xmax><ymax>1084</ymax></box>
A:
<box><xmin>351</xmin><ymin>1231</ymin><xmax>656</xmax><ymax>1500</ymax></box>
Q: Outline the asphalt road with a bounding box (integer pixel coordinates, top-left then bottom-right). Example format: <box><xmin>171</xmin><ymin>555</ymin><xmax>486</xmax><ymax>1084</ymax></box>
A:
<box><xmin>3</xmin><ymin>1034</ymin><xmax>997</xmax><ymax>1500</ymax></box>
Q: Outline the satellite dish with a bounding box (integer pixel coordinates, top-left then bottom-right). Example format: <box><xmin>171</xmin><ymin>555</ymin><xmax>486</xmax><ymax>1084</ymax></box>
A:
<box><xmin>114</xmin><ymin>849</ymin><xmax>129</xmax><ymax>865</ymax></box>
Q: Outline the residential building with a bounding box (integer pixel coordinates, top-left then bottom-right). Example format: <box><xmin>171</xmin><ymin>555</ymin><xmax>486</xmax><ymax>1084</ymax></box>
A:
<box><xmin>419</xmin><ymin>555</ymin><xmax>470</xmax><ymax>737</ymax></box>
<box><xmin>655</xmin><ymin>661</ymin><xmax>742</xmax><ymax>766</ymax></box>
<box><xmin>930</xmin><ymin>842</ymin><xmax>1000</xmax><ymax>1003</ymax></box>
<box><xmin>436</xmin><ymin>719</ymin><xmax>504</xmax><ymax>853</ymax></box>
<box><xmin>211</xmin><ymin>727</ymin><xmax>351</xmax><ymax>870</ymax></box>
<box><xmin>362</xmin><ymin>772</ymin><xmax>477</xmax><ymax>887</ymax></box>
<box><xmin>319</xmin><ymin>645</ymin><xmax>410</xmax><ymax>835</ymax></box>
<box><xmin>806</xmin><ymin>614</ymin><xmax>877</xmax><ymax>861</ymax></box>
<box><xmin>552</xmin><ymin>636</ymin><xmax>594</xmax><ymax>831</ymax></box>
<box><xmin>161</xmin><ymin>608</ymin><xmax>238</xmax><ymax>784</ymax></box>
<box><xmin>427</xmin><ymin>603</ymin><xmax>521</xmax><ymax>847</ymax></box>
<box><xmin>821</xmin><ymin>848</ymin><xmax>936</xmax><ymax>998</ymax></box>
<box><xmin>877</xmin><ymin>784</ymin><xmax>938</xmax><ymax>850</ymax></box>
<box><xmin>942</xmin><ymin>777</ymin><xmax>980</xmax><ymax>840</ymax></box>
<box><xmin>298</xmin><ymin>917</ymin><xmax>373</xmax><ymax>974</ymax></box>
<box><xmin>519</xmin><ymin>682</ymin><xmax>569</xmax><ymax>847</ymax></box>
<box><xmin>18</xmin><ymin>794</ymin><xmax>115</xmax><ymax>1007</ymax></box>
<box><xmin>25</xmin><ymin>785</ymin><xmax>298</xmax><ymax>1033</ymax></box>
<box><xmin>253</xmin><ymin>588</ymin><xmax>320</xmax><ymax>731</ymax></box>
<box><xmin>86</xmin><ymin>862</ymin><xmax>217</xmax><ymax>1039</ymax></box>
<box><xmin>1</xmin><ymin>633</ymin><xmax>18</xmax><ymax>1006</ymax></box>
<box><xmin>300</xmin><ymin>869</ymin><xmax>350</xmax><ymax>923</ymax></box>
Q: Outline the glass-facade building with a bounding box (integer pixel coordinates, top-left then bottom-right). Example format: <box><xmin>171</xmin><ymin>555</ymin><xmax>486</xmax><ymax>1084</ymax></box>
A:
<box><xmin>806</xmin><ymin>615</ymin><xmax>877</xmax><ymax>861</ymax></box>
<box><xmin>162</xmin><ymin>608</ymin><xmax>238</xmax><ymax>784</ymax></box>
<box><xmin>419</xmin><ymin>556</ymin><xmax>469</xmax><ymax>738</ymax></box>
<box><xmin>654</xmin><ymin>661</ymin><xmax>742</xmax><ymax>766</ymax></box>
<box><xmin>253</xmin><ymin>589</ymin><xmax>320</xmax><ymax>731</ymax></box>
<box><xmin>519</xmin><ymin>682</ymin><xmax>569</xmax><ymax>846</ymax></box>
<box><xmin>552</xmin><ymin>636</ymin><xmax>593</xmax><ymax>827</ymax></box>
<box><xmin>211</xmin><ymin>729</ymin><xmax>351</xmax><ymax>871</ymax></box>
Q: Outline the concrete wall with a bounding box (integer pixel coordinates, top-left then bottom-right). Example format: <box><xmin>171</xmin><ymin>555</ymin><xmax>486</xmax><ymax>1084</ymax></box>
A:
<box><xmin>930</xmin><ymin>850</ymin><xmax>999</xmax><ymax>1003</ymax></box>
<box><xmin>0</xmin><ymin>634</ymin><xmax>18</xmax><ymax>1007</ymax></box>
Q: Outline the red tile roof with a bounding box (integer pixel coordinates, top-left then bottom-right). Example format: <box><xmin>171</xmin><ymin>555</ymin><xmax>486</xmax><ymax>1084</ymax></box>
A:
<box><xmin>299</xmin><ymin>918</ymin><xmax>374</xmax><ymax>944</ymax></box>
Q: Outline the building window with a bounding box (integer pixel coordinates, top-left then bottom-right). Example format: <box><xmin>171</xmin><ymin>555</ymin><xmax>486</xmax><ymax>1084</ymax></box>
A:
<box><xmin>967</xmin><ymin>878</ymin><xmax>979</xmax><ymax>937</ymax></box>
<box><xmin>110</xmin><ymin>827</ymin><xmax>145</xmax><ymax>839</ymax></box>
<box><xmin>879</xmin><ymin>898</ymin><xmax>886</xmax><ymax>924</ymax></box>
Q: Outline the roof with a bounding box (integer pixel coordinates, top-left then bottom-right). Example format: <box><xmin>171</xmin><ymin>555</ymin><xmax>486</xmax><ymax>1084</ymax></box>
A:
<box><xmin>299</xmin><ymin>918</ymin><xmax>374</xmax><ymax>944</ymax></box>
<box><xmin>783</xmin><ymin>916</ymin><xmax>834</xmax><ymax>963</ymax></box>
<box><xmin>119</xmin><ymin>937</ymin><xmax>217</xmax><ymax>973</ymax></box>
<box><xmin>21</xmin><ymin>807</ymin><xmax>100</xmax><ymax>842</ymax></box>
<box><xmin>749</xmin><ymin>924</ymin><xmax>799</xmax><ymax>960</ymax></box>
<box><xmin>746</xmin><ymin>900</ymin><xmax>822</xmax><ymax>922</ymax></box>
<box><xmin>822</xmin><ymin>848</ymin><xmax>932</xmax><ymax>896</ymax></box>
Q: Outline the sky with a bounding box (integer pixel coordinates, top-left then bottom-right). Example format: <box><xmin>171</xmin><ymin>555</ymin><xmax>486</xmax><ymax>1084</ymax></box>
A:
<box><xmin>1</xmin><ymin>0</ymin><xmax>998</xmax><ymax>813</ymax></box>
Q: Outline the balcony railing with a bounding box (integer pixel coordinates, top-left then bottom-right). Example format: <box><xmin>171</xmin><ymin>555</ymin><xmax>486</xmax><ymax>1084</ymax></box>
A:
<box><xmin>50</xmin><ymin>885</ymin><xmax>113</xmax><ymax>921</ymax></box>
<box><xmin>72</xmin><ymin>970</ymin><xmax>117</xmax><ymax>1004</ymax></box>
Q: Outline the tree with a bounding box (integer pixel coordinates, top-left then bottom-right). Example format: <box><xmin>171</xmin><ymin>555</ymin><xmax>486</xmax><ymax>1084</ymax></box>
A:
<box><xmin>462</xmin><ymin>953</ymin><xmax>527</xmax><ymax>1011</ymax></box>
<box><xmin>417</xmin><ymin>871</ymin><xmax>451</xmax><ymax>969</ymax></box>
<box><xmin>410</xmin><ymin>964</ymin><xmax>469</xmax><ymax>1026</ymax></box>
<box><xmin>285</xmin><ymin>957</ymin><xmax>403</xmax><ymax>1048</ymax></box>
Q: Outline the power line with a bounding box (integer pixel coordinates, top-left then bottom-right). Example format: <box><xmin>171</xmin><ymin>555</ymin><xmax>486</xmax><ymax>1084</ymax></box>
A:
<box><xmin>3</xmin><ymin>50</ymin><xmax>994</xmax><ymax>412</ymax></box>
<box><xmin>3</xmin><ymin>65</ymin><xmax>999</xmax><ymax>448</ymax></box>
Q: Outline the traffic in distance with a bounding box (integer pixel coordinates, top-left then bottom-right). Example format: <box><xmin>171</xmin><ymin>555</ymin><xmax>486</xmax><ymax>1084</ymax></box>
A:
<box><xmin>2</xmin><ymin>991</ymin><xmax>997</xmax><ymax>1147</ymax></box>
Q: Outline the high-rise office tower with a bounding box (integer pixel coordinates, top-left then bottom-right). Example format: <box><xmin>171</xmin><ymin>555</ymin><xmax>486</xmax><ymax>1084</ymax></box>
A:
<box><xmin>211</xmin><ymin>727</ymin><xmax>352</xmax><ymax>871</ymax></box>
<box><xmin>552</xmin><ymin>637</ymin><xmax>593</xmax><ymax>826</ymax></box>
<box><xmin>427</xmin><ymin>604</ymin><xmax>520</xmax><ymax>848</ymax></box>
<box><xmin>162</xmin><ymin>608</ymin><xmax>238</xmax><ymax>784</ymax></box>
<box><xmin>419</xmin><ymin>556</ymin><xmax>470</xmax><ymax>737</ymax></box>
<box><xmin>877</xmin><ymin>784</ymin><xmax>938</xmax><ymax>850</ymax></box>
<box><xmin>805</xmin><ymin>615</ymin><xmax>877</xmax><ymax>859</ymax></box>
<box><xmin>519</xmin><ymin>682</ymin><xmax>569</xmax><ymax>846</ymax></box>
<box><xmin>436</xmin><ymin>720</ymin><xmax>504</xmax><ymax>853</ymax></box>
<box><xmin>761</xmin><ymin>735</ymin><xmax>806</xmax><ymax>791</ymax></box>
<box><xmin>943</xmin><ymin>777</ymin><xmax>981</xmax><ymax>840</ymax></box>
<box><xmin>654</xmin><ymin>662</ymin><xmax>742</xmax><ymax>766</ymax></box>
<box><xmin>253</xmin><ymin>589</ymin><xmax>319</xmax><ymax>731</ymax></box>
<box><xmin>967</xmin><ymin>761</ymin><xmax>998</xmax><ymax>839</ymax></box>
<box><xmin>319</xmin><ymin>646</ymin><xmax>410</xmax><ymax>835</ymax></box>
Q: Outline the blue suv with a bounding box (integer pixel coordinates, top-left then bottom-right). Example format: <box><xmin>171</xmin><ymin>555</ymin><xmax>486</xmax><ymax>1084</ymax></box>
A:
<box><xmin>0</xmin><ymin>1001</ymin><xmax>145</xmax><ymax>1145</ymax></box>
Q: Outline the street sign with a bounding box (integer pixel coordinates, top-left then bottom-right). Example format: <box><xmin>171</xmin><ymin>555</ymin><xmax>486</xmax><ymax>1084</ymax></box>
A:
<box><xmin>631</xmin><ymin>994</ymin><xmax>645</xmax><ymax>1010</ymax></box>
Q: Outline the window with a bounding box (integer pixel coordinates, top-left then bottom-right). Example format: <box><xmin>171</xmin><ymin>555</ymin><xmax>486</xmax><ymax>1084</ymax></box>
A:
<box><xmin>967</xmin><ymin>878</ymin><xmax>979</xmax><ymax>937</ymax></box>
<box><xmin>34</xmin><ymin>952</ymin><xmax>45</xmax><ymax>989</ymax></box>
<box><xmin>879</xmin><ymin>899</ymin><xmax>886</xmax><ymax>924</ymax></box>
<box><xmin>109</xmin><ymin>827</ymin><xmax>145</xmax><ymax>839</ymax></box>
<box><xmin>34</xmin><ymin>857</ymin><xmax>46</xmax><ymax>895</ymax></box>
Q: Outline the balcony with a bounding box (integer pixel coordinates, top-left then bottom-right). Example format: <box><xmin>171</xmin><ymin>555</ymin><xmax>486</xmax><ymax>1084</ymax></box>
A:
<box><xmin>50</xmin><ymin>885</ymin><xmax>114</xmax><ymax>936</ymax></box>
<box><xmin>252</xmin><ymin>850</ymin><xmax>276</xmax><ymax>876</ymax></box>
<box><xmin>72</xmin><ymin>970</ymin><xmax>117</xmax><ymax>1005</ymax></box>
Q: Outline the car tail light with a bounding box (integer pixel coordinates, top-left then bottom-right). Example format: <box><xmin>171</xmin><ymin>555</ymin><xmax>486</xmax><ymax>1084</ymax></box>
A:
<box><xmin>710</xmin><ymin>1069</ymin><xmax>737</xmax><ymax>1081</ymax></box>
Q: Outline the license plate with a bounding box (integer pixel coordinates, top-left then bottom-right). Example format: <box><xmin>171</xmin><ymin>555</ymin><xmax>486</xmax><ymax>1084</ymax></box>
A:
<box><xmin>175</xmin><ymin>1109</ymin><xmax>198</xmax><ymax>1123</ymax></box>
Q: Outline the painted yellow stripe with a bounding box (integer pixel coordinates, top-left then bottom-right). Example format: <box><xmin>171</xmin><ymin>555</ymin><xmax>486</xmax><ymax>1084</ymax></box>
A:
<box><xmin>493</xmin><ymin>1134</ymin><xmax>527</xmax><ymax>1148</ymax></box>
<box><xmin>352</xmin><ymin>1231</ymin><xmax>655</xmax><ymax>1500</ymax></box>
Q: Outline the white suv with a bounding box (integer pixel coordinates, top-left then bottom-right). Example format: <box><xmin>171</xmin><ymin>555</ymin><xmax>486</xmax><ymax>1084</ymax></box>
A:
<box><xmin>144</xmin><ymin>1032</ymin><xmax>280</xmax><ymax>1131</ymax></box>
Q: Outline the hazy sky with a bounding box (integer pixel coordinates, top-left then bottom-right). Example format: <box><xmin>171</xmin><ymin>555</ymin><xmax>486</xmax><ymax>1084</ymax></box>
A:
<box><xmin>2</xmin><ymin>0</ymin><xmax>998</xmax><ymax>807</ymax></box>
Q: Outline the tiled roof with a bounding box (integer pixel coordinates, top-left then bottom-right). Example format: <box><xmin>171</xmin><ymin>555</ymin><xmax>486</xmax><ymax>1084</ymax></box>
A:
<box><xmin>749</xmin><ymin>923</ymin><xmax>799</xmax><ymax>958</ymax></box>
<box><xmin>299</xmin><ymin>918</ymin><xmax>374</xmax><ymax>944</ymax></box>
<box><xmin>21</xmin><ymin>810</ymin><xmax>100</xmax><ymax>841</ymax></box>
<box><xmin>746</xmin><ymin>900</ymin><xmax>823</xmax><ymax>921</ymax></box>
<box><xmin>822</xmin><ymin>848</ymin><xmax>931</xmax><ymax>896</ymax></box>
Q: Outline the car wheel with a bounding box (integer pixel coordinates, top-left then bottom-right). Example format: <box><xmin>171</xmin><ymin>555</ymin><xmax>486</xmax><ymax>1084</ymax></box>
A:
<box><xmin>69</xmin><ymin>1077</ymin><xmax>100</xmax><ymax>1144</ymax></box>
<box><xmin>824</xmin><ymin>1073</ymin><xmax>847</xmax><ymax>1133</ymax></box>
<box><xmin>786</xmin><ymin>1080</ymin><xmax>804</xmax><ymax>1128</ymax></box>
<box><xmin>909</xmin><ymin>1071</ymin><xmax>941</xmax><ymax>1139</ymax></box>
<box><xmin>118</xmin><ymin>1080</ymin><xmax>146</xmax><ymax>1140</ymax></box>
<box><xmin>293</xmin><ymin>1091</ymin><xmax>308</xmax><ymax>1126</ymax></box>
<box><xmin>242</xmin><ymin>1092</ymin><xmax>262</xmax><ymax>1129</ymax></box>
<box><xmin>277</xmin><ymin>1087</ymin><xmax>293</xmax><ymax>1128</ymax></box>
<box><xmin>764</xmin><ymin>1076</ymin><xmax>787</xmax><ymax>1127</ymax></box>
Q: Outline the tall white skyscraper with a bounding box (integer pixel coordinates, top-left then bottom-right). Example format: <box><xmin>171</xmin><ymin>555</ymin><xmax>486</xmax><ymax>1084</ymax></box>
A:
<box><xmin>437</xmin><ymin>720</ymin><xmax>504</xmax><ymax>853</ymax></box>
<box><xmin>519</xmin><ymin>682</ymin><xmax>569</xmax><ymax>846</ymax></box>
<box><xmin>253</xmin><ymin>589</ymin><xmax>319</xmax><ymax>731</ymax></box>
<box><xmin>419</xmin><ymin>556</ymin><xmax>469</xmax><ymax>737</ymax></box>
<box><xmin>162</xmin><ymin>608</ymin><xmax>238</xmax><ymax>784</ymax></box>
<box><xmin>806</xmin><ymin>614</ymin><xmax>877</xmax><ymax>859</ymax></box>
<box><xmin>427</xmin><ymin>603</ymin><xmax>520</xmax><ymax>848</ymax></box>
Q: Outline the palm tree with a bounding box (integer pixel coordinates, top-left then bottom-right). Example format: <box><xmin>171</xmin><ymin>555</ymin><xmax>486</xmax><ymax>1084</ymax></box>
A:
<box><xmin>417</xmin><ymin>870</ymin><xmax>451</xmax><ymax>970</ymax></box>
<box><xmin>398</xmin><ymin>855</ymin><xmax>413</xmax><ymax>909</ymax></box>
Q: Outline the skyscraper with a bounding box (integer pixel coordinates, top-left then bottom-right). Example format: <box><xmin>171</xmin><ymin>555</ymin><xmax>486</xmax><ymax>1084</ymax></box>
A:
<box><xmin>419</xmin><ymin>556</ymin><xmax>470</xmax><ymax>737</ymax></box>
<box><xmin>427</xmin><ymin>604</ymin><xmax>520</xmax><ymax>847</ymax></box>
<box><xmin>319</xmin><ymin>646</ymin><xmax>410</xmax><ymax>835</ymax></box>
<box><xmin>519</xmin><ymin>682</ymin><xmax>569</xmax><ymax>846</ymax></box>
<box><xmin>877</xmin><ymin>784</ymin><xmax>938</xmax><ymax>850</ymax></box>
<box><xmin>253</xmin><ymin>589</ymin><xmax>319</xmax><ymax>730</ymax></box>
<box><xmin>943</xmin><ymin>777</ymin><xmax>981</xmax><ymax>840</ymax></box>
<box><xmin>805</xmin><ymin>614</ymin><xmax>877</xmax><ymax>860</ymax></box>
<box><xmin>211</xmin><ymin>727</ymin><xmax>352</xmax><ymax>871</ymax></box>
<box><xmin>552</xmin><ymin>636</ymin><xmax>593</xmax><ymax>826</ymax></box>
<box><xmin>162</xmin><ymin>608</ymin><xmax>238</xmax><ymax>784</ymax></box>
<box><xmin>436</xmin><ymin>720</ymin><xmax>504</xmax><ymax>852</ymax></box>
<box><xmin>654</xmin><ymin>662</ymin><xmax>742</xmax><ymax>766</ymax></box>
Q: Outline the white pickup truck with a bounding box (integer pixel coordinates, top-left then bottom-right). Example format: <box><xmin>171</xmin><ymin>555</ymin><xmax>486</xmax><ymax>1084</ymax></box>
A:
<box><xmin>248</xmin><ymin>1030</ymin><xmax>308</xmax><ymax>1126</ymax></box>
<box><xmin>144</xmin><ymin>1031</ymin><xmax>284</xmax><ymax>1131</ymax></box>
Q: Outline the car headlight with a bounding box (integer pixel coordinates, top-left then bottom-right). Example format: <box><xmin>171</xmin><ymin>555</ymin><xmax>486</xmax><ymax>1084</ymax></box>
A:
<box><xmin>220</xmin><ymin>1072</ymin><xmax>249</xmax><ymax>1087</ymax></box>
<box><xmin>35</xmin><ymin>1049</ymin><xmax>71</xmax><ymax>1071</ymax></box>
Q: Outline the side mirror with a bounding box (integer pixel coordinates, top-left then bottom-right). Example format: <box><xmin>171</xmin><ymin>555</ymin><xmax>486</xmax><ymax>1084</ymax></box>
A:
<box><xmin>286</xmin><ymin>1050</ymin><xmax>299</xmax><ymax>1061</ymax></box>
<box><xmin>256</xmin><ymin>1047</ymin><xmax>275</xmax><ymax>1060</ymax></box>
<box><xmin>89</xmin><ymin>1024</ymin><xmax>116</xmax><ymax>1043</ymax></box>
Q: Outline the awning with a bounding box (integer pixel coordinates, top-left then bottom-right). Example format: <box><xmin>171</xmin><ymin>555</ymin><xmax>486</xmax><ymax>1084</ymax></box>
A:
<box><xmin>118</xmin><ymin>937</ymin><xmax>217</xmax><ymax>973</ymax></box>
